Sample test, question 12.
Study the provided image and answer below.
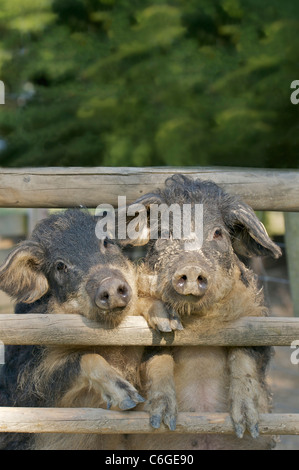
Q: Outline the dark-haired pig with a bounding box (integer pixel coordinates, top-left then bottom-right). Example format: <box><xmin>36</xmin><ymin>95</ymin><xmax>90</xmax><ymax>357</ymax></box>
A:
<box><xmin>0</xmin><ymin>208</ymin><xmax>176</xmax><ymax>450</ymax></box>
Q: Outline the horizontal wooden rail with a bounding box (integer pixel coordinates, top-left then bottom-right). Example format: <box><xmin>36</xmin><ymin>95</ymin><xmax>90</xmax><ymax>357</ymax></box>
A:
<box><xmin>0</xmin><ymin>314</ymin><xmax>298</xmax><ymax>346</ymax></box>
<box><xmin>0</xmin><ymin>167</ymin><xmax>299</xmax><ymax>210</ymax></box>
<box><xmin>0</xmin><ymin>408</ymin><xmax>297</xmax><ymax>435</ymax></box>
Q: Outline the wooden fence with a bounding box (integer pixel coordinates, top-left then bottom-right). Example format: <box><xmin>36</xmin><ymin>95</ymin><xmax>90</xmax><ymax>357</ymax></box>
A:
<box><xmin>0</xmin><ymin>167</ymin><xmax>299</xmax><ymax>437</ymax></box>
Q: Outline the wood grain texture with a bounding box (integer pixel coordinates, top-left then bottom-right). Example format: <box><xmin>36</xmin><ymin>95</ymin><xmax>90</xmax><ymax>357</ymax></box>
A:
<box><xmin>0</xmin><ymin>314</ymin><xmax>298</xmax><ymax>346</ymax></box>
<box><xmin>0</xmin><ymin>408</ymin><xmax>297</xmax><ymax>434</ymax></box>
<box><xmin>0</xmin><ymin>167</ymin><xmax>298</xmax><ymax>210</ymax></box>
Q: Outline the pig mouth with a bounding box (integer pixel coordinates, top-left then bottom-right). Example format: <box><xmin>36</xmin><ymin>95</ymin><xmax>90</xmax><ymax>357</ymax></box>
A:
<box><xmin>181</xmin><ymin>293</ymin><xmax>205</xmax><ymax>302</ymax></box>
<box><xmin>101</xmin><ymin>306</ymin><xmax>128</xmax><ymax>315</ymax></box>
<box><xmin>171</xmin><ymin>291</ymin><xmax>206</xmax><ymax>303</ymax></box>
<box><xmin>162</xmin><ymin>287</ymin><xmax>208</xmax><ymax>307</ymax></box>
<box><xmin>91</xmin><ymin>304</ymin><xmax>131</xmax><ymax>324</ymax></box>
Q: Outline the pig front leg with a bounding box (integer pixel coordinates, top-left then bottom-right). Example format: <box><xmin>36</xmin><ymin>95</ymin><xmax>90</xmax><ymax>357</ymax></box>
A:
<box><xmin>141</xmin><ymin>350</ymin><xmax>177</xmax><ymax>431</ymax></box>
<box><xmin>81</xmin><ymin>354</ymin><xmax>145</xmax><ymax>410</ymax></box>
<box><xmin>61</xmin><ymin>353</ymin><xmax>145</xmax><ymax>411</ymax></box>
<box><xmin>136</xmin><ymin>297</ymin><xmax>183</xmax><ymax>333</ymax></box>
<box><xmin>228</xmin><ymin>347</ymin><xmax>271</xmax><ymax>439</ymax></box>
<box><xmin>137</xmin><ymin>271</ymin><xmax>183</xmax><ymax>332</ymax></box>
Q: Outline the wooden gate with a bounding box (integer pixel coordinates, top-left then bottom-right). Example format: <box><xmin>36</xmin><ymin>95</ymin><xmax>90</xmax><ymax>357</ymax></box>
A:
<box><xmin>0</xmin><ymin>167</ymin><xmax>299</xmax><ymax>437</ymax></box>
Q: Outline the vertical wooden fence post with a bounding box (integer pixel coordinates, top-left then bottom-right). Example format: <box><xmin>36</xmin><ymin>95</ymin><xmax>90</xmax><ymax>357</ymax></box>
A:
<box><xmin>284</xmin><ymin>212</ymin><xmax>299</xmax><ymax>316</ymax></box>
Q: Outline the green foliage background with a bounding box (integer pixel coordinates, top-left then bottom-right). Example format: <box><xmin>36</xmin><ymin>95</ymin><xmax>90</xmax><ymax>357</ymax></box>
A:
<box><xmin>0</xmin><ymin>0</ymin><xmax>298</xmax><ymax>168</ymax></box>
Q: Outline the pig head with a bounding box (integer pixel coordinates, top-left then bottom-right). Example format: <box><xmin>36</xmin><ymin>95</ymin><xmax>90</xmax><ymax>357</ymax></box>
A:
<box><xmin>133</xmin><ymin>175</ymin><xmax>281</xmax><ymax>317</ymax></box>
<box><xmin>0</xmin><ymin>209</ymin><xmax>136</xmax><ymax>327</ymax></box>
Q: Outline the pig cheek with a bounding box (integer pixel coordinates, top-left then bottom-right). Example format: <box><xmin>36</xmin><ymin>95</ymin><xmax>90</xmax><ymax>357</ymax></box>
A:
<box><xmin>51</xmin><ymin>271</ymin><xmax>83</xmax><ymax>303</ymax></box>
<box><xmin>48</xmin><ymin>280</ymin><xmax>93</xmax><ymax>316</ymax></box>
<box><xmin>207</xmin><ymin>264</ymin><xmax>236</xmax><ymax>305</ymax></box>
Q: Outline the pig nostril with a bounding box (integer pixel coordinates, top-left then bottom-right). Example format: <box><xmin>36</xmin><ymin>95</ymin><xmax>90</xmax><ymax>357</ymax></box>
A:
<box><xmin>117</xmin><ymin>285</ymin><xmax>128</xmax><ymax>297</ymax></box>
<box><xmin>197</xmin><ymin>275</ymin><xmax>208</xmax><ymax>290</ymax></box>
<box><xmin>178</xmin><ymin>275</ymin><xmax>187</xmax><ymax>287</ymax></box>
<box><xmin>99</xmin><ymin>291</ymin><xmax>109</xmax><ymax>302</ymax></box>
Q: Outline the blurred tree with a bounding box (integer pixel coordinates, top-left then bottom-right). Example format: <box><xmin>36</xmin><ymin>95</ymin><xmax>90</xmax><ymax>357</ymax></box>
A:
<box><xmin>0</xmin><ymin>0</ymin><xmax>298</xmax><ymax>168</ymax></box>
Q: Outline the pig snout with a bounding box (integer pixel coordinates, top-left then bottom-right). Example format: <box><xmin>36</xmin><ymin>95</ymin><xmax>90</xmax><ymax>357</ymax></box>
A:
<box><xmin>86</xmin><ymin>269</ymin><xmax>132</xmax><ymax>312</ymax></box>
<box><xmin>95</xmin><ymin>277</ymin><xmax>132</xmax><ymax>310</ymax></box>
<box><xmin>172</xmin><ymin>265</ymin><xmax>208</xmax><ymax>297</ymax></box>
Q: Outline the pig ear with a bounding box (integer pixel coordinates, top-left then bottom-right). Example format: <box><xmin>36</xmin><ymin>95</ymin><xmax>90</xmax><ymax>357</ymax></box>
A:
<box><xmin>224</xmin><ymin>202</ymin><xmax>282</xmax><ymax>259</ymax></box>
<box><xmin>118</xmin><ymin>193</ymin><xmax>165</xmax><ymax>247</ymax></box>
<box><xmin>0</xmin><ymin>241</ymin><xmax>49</xmax><ymax>303</ymax></box>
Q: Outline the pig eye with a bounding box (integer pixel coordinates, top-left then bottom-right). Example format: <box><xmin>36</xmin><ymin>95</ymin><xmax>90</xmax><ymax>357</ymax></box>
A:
<box><xmin>56</xmin><ymin>261</ymin><xmax>68</xmax><ymax>272</ymax></box>
<box><xmin>213</xmin><ymin>229</ymin><xmax>223</xmax><ymax>239</ymax></box>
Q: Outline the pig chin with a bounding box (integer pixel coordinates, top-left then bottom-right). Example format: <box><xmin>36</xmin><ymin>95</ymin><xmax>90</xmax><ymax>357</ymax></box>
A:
<box><xmin>161</xmin><ymin>287</ymin><xmax>210</xmax><ymax>315</ymax></box>
<box><xmin>89</xmin><ymin>305</ymin><xmax>130</xmax><ymax>327</ymax></box>
<box><xmin>162</xmin><ymin>279</ymin><xmax>233</xmax><ymax>316</ymax></box>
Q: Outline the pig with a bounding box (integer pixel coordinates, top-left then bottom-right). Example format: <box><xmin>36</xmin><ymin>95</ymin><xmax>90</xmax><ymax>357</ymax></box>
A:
<box><xmin>0</xmin><ymin>208</ymin><xmax>177</xmax><ymax>450</ymax></box>
<box><xmin>126</xmin><ymin>174</ymin><xmax>281</xmax><ymax>450</ymax></box>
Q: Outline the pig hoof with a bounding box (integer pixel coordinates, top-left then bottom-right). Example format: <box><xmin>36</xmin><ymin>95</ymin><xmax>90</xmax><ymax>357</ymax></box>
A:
<box><xmin>105</xmin><ymin>389</ymin><xmax>144</xmax><ymax>411</ymax></box>
<box><xmin>116</xmin><ymin>386</ymin><xmax>145</xmax><ymax>410</ymax></box>
<box><xmin>146</xmin><ymin>393</ymin><xmax>177</xmax><ymax>431</ymax></box>
<box><xmin>136</xmin><ymin>393</ymin><xmax>146</xmax><ymax>403</ymax></box>
<box><xmin>119</xmin><ymin>398</ymin><xmax>139</xmax><ymax>410</ymax></box>
<box><xmin>231</xmin><ymin>396</ymin><xmax>259</xmax><ymax>439</ymax></box>
<box><xmin>150</xmin><ymin>415</ymin><xmax>162</xmax><ymax>429</ymax></box>
<box><xmin>144</xmin><ymin>300</ymin><xmax>183</xmax><ymax>332</ymax></box>
<box><xmin>249</xmin><ymin>423</ymin><xmax>259</xmax><ymax>439</ymax></box>
<box><xmin>106</xmin><ymin>399</ymin><xmax>112</xmax><ymax>410</ymax></box>
<box><xmin>154</xmin><ymin>310</ymin><xmax>183</xmax><ymax>333</ymax></box>
<box><xmin>234</xmin><ymin>423</ymin><xmax>245</xmax><ymax>439</ymax></box>
<box><xmin>165</xmin><ymin>416</ymin><xmax>177</xmax><ymax>431</ymax></box>
<box><xmin>168</xmin><ymin>309</ymin><xmax>184</xmax><ymax>331</ymax></box>
<box><xmin>101</xmin><ymin>374</ymin><xmax>145</xmax><ymax>411</ymax></box>
<box><xmin>151</xmin><ymin>313</ymin><xmax>173</xmax><ymax>333</ymax></box>
<box><xmin>149</xmin><ymin>409</ymin><xmax>177</xmax><ymax>431</ymax></box>
<box><xmin>150</xmin><ymin>413</ymin><xmax>176</xmax><ymax>431</ymax></box>
<box><xmin>155</xmin><ymin>320</ymin><xmax>172</xmax><ymax>333</ymax></box>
